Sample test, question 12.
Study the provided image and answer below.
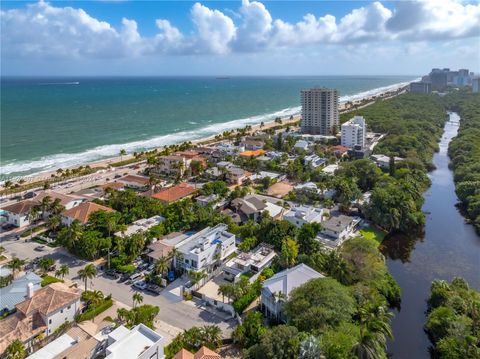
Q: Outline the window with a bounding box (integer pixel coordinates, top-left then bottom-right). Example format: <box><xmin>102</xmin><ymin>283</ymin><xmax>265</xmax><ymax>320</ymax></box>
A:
<box><xmin>60</xmin><ymin>309</ymin><xmax>63</xmax><ymax>314</ymax></box>
<box><xmin>49</xmin><ymin>319</ymin><xmax>52</xmax><ymax>324</ymax></box>
<box><xmin>67</xmin><ymin>305</ymin><xmax>71</xmax><ymax>310</ymax></box>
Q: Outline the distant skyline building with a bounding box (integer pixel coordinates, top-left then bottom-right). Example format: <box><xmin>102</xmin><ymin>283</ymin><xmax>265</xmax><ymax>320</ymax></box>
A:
<box><xmin>428</xmin><ymin>68</ymin><xmax>472</xmax><ymax>88</ymax></box>
<box><xmin>341</xmin><ymin>115</ymin><xmax>366</xmax><ymax>148</ymax></box>
<box><xmin>410</xmin><ymin>81</ymin><xmax>432</xmax><ymax>94</ymax></box>
<box><xmin>301</xmin><ymin>87</ymin><xmax>339</xmax><ymax>135</ymax></box>
<box><xmin>473</xmin><ymin>77</ymin><xmax>480</xmax><ymax>93</ymax></box>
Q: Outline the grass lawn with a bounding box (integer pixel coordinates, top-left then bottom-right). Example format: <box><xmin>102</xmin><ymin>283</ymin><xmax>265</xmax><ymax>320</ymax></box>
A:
<box><xmin>32</xmin><ymin>237</ymin><xmax>59</xmax><ymax>248</ymax></box>
<box><xmin>360</xmin><ymin>226</ymin><xmax>387</xmax><ymax>243</ymax></box>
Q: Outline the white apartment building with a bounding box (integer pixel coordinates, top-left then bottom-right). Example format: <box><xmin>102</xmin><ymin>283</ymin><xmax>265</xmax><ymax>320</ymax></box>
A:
<box><xmin>155</xmin><ymin>156</ymin><xmax>189</xmax><ymax>177</ymax></box>
<box><xmin>178</xmin><ymin>224</ymin><xmax>236</xmax><ymax>273</ymax></box>
<box><xmin>301</xmin><ymin>88</ymin><xmax>339</xmax><ymax>135</ymax></box>
<box><xmin>341</xmin><ymin>116</ymin><xmax>366</xmax><ymax>148</ymax></box>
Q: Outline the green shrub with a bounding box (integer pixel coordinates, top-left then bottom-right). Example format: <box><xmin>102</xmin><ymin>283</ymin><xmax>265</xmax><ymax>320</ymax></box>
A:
<box><xmin>41</xmin><ymin>275</ymin><xmax>63</xmax><ymax>287</ymax></box>
<box><xmin>76</xmin><ymin>299</ymin><xmax>113</xmax><ymax>322</ymax></box>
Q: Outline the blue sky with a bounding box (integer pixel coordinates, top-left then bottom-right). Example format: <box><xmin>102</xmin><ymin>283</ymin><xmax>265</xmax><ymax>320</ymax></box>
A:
<box><xmin>1</xmin><ymin>0</ymin><xmax>479</xmax><ymax>76</ymax></box>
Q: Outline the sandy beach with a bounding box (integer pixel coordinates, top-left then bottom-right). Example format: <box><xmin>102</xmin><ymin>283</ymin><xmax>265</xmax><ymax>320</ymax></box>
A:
<box><xmin>1</xmin><ymin>83</ymin><xmax>408</xmax><ymax>189</ymax></box>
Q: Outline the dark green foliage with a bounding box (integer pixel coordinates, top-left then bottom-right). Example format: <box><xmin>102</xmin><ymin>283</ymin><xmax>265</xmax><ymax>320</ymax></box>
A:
<box><xmin>117</xmin><ymin>304</ymin><xmax>160</xmax><ymax>330</ymax></box>
<box><xmin>76</xmin><ymin>298</ymin><xmax>113</xmax><ymax>322</ymax></box>
<box><xmin>284</xmin><ymin>278</ymin><xmax>356</xmax><ymax>332</ymax></box>
<box><xmin>198</xmin><ymin>181</ymin><xmax>229</xmax><ymax>197</ymax></box>
<box><xmin>444</xmin><ymin>90</ymin><xmax>480</xmax><ymax>233</ymax></box>
<box><xmin>165</xmin><ymin>325</ymin><xmax>222</xmax><ymax>359</ymax></box>
<box><xmin>425</xmin><ymin>277</ymin><xmax>480</xmax><ymax>358</ymax></box>
<box><xmin>233</xmin><ymin>311</ymin><xmax>266</xmax><ymax>348</ymax></box>
<box><xmin>245</xmin><ymin>325</ymin><xmax>300</xmax><ymax>359</ymax></box>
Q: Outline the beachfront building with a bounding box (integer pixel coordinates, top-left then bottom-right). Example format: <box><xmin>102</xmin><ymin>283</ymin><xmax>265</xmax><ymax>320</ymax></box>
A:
<box><xmin>0</xmin><ymin>283</ymin><xmax>81</xmax><ymax>354</ymax></box>
<box><xmin>341</xmin><ymin>116</ymin><xmax>366</xmax><ymax>148</ymax></box>
<box><xmin>301</xmin><ymin>88</ymin><xmax>339</xmax><ymax>135</ymax></box>
<box><xmin>61</xmin><ymin>202</ymin><xmax>115</xmax><ymax>226</ymax></box>
<box><xmin>114</xmin><ymin>215</ymin><xmax>165</xmax><ymax>238</ymax></box>
<box><xmin>283</xmin><ymin>205</ymin><xmax>327</xmax><ymax>228</ymax></box>
<box><xmin>410</xmin><ymin>81</ymin><xmax>432</xmax><ymax>94</ymax></box>
<box><xmin>104</xmin><ymin>324</ymin><xmax>165</xmax><ymax>359</ymax></box>
<box><xmin>177</xmin><ymin>224</ymin><xmax>236</xmax><ymax>273</ymax></box>
<box><xmin>261</xmin><ymin>264</ymin><xmax>323</xmax><ymax>322</ymax></box>
<box><xmin>223</xmin><ymin>244</ymin><xmax>276</xmax><ymax>283</ymax></box>
<box><xmin>155</xmin><ymin>155</ymin><xmax>189</xmax><ymax>177</ymax></box>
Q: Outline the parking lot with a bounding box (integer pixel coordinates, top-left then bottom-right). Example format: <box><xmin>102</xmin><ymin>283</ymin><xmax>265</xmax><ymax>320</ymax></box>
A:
<box><xmin>0</xmin><ymin>237</ymin><xmax>236</xmax><ymax>340</ymax></box>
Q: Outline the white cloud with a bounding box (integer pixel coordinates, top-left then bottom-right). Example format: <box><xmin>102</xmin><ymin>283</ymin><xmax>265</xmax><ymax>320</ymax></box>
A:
<box><xmin>1</xmin><ymin>0</ymin><xmax>479</xmax><ymax>60</ymax></box>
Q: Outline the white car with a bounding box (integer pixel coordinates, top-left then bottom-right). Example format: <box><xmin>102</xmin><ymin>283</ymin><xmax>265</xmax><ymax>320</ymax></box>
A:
<box><xmin>132</xmin><ymin>280</ymin><xmax>147</xmax><ymax>290</ymax></box>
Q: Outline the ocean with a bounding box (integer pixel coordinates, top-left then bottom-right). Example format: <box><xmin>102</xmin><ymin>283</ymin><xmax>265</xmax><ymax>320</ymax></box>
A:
<box><xmin>0</xmin><ymin>76</ymin><xmax>416</xmax><ymax>179</ymax></box>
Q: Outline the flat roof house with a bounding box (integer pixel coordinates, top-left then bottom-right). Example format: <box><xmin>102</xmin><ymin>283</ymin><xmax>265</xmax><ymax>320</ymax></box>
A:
<box><xmin>151</xmin><ymin>183</ymin><xmax>196</xmax><ymax>204</ymax></box>
<box><xmin>104</xmin><ymin>324</ymin><xmax>165</xmax><ymax>359</ymax></box>
<box><xmin>61</xmin><ymin>202</ymin><xmax>115</xmax><ymax>226</ymax></box>
<box><xmin>223</xmin><ymin>243</ymin><xmax>276</xmax><ymax>283</ymax></box>
<box><xmin>283</xmin><ymin>205</ymin><xmax>326</xmax><ymax>228</ymax></box>
<box><xmin>261</xmin><ymin>263</ymin><xmax>323</xmax><ymax>321</ymax></box>
<box><xmin>114</xmin><ymin>215</ymin><xmax>165</xmax><ymax>238</ymax></box>
<box><xmin>178</xmin><ymin>224</ymin><xmax>236</xmax><ymax>273</ymax></box>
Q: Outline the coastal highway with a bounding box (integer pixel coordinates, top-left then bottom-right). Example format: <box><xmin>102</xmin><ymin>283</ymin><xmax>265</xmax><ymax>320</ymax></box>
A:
<box><xmin>0</xmin><ymin>163</ymin><xmax>148</xmax><ymax>208</ymax></box>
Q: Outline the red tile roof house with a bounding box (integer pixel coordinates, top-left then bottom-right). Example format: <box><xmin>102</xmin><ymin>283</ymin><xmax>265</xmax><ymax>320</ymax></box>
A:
<box><xmin>150</xmin><ymin>183</ymin><xmax>196</xmax><ymax>204</ymax></box>
<box><xmin>1</xmin><ymin>200</ymin><xmax>38</xmax><ymax>228</ymax></box>
<box><xmin>0</xmin><ymin>282</ymin><xmax>81</xmax><ymax>355</ymax></box>
<box><xmin>173</xmin><ymin>346</ymin><xmax>222</xmax><ymax>359</ymax></box>
<box><xmin>61</xmin><ymin>202</ymin><xmax>115</xmax><ymax>226</ymax></box>
<box><xmin>117</xmin><ymin>175</ymin><xmax>150</xmax><ymax>190</ymax></box>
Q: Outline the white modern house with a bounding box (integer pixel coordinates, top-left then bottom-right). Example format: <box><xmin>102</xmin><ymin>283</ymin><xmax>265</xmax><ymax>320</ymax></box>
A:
<box><xmin>223</xmin><ymin>244</ymin><xmax>276</xmax><ymax>283</ymax></box>
<box><xmin>114</xmin><ymin>215</ymin><xmax>165</xmax><ymax>238</ymax></box>
<box><xmin>261</xmin><ymin>264</ymin><xmax>323</xmax><ymax>321</ymax></box>
<box><xmin>283</xmin><ymin>205</ymin><xmax>327</xmax><ymax>228</ymax></box>
<box><xmin>371</xmin><ymin>154</ymin><xmax>404</xmax><ymax>169</ymax></box>
<box><xmin>104</xmin><ymin>324</ymin><xmax>165</xmax><ymax>359</ymax></box>
<box><xmin>341</xmin><ymin>116</ymin><xmax>366</xmax><ymax>148</ymax></box>
<box><xmin>178</xmin><ymin>224</ymin><xmax>236</xmax><ymax>273</ymax></box>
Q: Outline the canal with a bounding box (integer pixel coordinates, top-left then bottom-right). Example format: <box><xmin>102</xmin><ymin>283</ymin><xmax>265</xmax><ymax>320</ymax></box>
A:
<box><xmin>381</xmin><ymin>112</ymin><xmax>480</xmax><ymax>358</ymax></box>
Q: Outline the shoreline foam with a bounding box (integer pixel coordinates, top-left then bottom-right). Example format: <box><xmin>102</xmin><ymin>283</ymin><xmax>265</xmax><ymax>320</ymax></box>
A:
<box><xmin>1</xmin><ymin>78</ymin><xmax>415</xmax><ymax>181</ymax></box>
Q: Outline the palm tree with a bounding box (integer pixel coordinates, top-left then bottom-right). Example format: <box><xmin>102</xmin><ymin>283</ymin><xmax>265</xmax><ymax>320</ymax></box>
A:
<box><xmin>351</xmin><ymin>305</ymin><xmax>393</xmax><ymax>359</ymax></box>
<box><xmin>49</xmin><ymin>198</ymin><xmax>65</xmax><ymax>216</ymax></box>
<box><xmin>202</xmin><ymin>325</ymin><xmax>222</xmax><ymax>349</ymax></box>
<box><xmin>119</xmin><ymin>149</ymin><xmax>127</xmax><ymax>162</ymax></box>
<box><xmin>27</xmin><ymin>206</ymin><xmax>40</xmax><ymax>225</ymax></box>
<box><xmin>154</xmin><ymin>257</ymin><xmax>169</xmax><ymax>278</ymax></box>
<box><xmin>132</xmin><ymin>292</ymin><xmax>143</xmax><ymax>308</ymax></box>
<box><xmin>3</xmin><ymin>180</ymin><xmax>13</xmax><ymax>196</ymax></box>
<box><xmin>272</xmin><ymin>291</ymin><xmax>287</xmax><ymax>322</ymax></box>
<box><xmin>7</xmin><ymin>257</ymin><xmax>25</xmax><ymax>279</ymax></box>
<box><xmin>38</xmin><ymin>257</ymin><xmax>55</xmax><ymax>275</ymax></box>
<box><xmin>47</xmin><ymin>215</ymin><xmax>62</xmax><ymax>233</ymax></box>
<box><xmin>59</xmin><ymin>220</ymin><xmax>83</xmax><ymax>250</ymax></box>
<box><xmin>39</xmin><ymin>196</ymin><xmax>53</xmax><ymax>215</ymax></box>
<box><xmin>168</xmin><ymin>247</ymin><xmax>183</xmax><ymax>270</ymax></box>
<box><xmin>78</xmin><ymin>264</ymin><xmax>97</xmax><ymax>292</ymax></box>
<box><xmin>188</xmin><ymin>270</ymin><xmax>206</xmax><ymax>287</ymax></box>
<box><xmin>55</xmin><ymin>264</ymin><xmax>69</xmax><ymax>279</ymax></box>
<box><xmin>3</xmin><ymin>339</ymin><xmax>26</xmax><ymax>359</ymax></box>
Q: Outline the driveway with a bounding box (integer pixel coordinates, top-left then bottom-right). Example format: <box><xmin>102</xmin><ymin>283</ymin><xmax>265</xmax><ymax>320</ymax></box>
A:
<box><xmin>51</xmin><ymin>251</ymin><xmax>237</xmax><ymax>337</ymax></box>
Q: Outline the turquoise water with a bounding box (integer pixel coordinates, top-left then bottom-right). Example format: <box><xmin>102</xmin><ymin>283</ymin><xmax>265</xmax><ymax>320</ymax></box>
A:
<box><xmin>1</xmin><ymin>76</ymin><xmax>416</xmax><ymax>178</ymax></box>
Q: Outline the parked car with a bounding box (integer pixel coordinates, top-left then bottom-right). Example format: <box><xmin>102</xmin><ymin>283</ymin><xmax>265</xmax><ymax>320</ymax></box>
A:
<box><xmin>104</xmin><ymin>270</ymin><xmax>120</xmax><ymax>280</ymax></box>
<box><xmin>114</xmin><ymin>174</ymin><xmax>121</xmax><ymax>179</ymax></box>
<box><xmin>126</xmin><ymin>272</ymin><xmax>144</xmax><ymax>284</ymax></box>
<box><xmin>23</xmin><ymin>192</ymin><xmax>36</xmax><ymax>199</ymax></box>
<box><xmin>146</xmin><ymin>283</ymin><xmax>162</xmax><ymax>295</ymax></box>
<box><xmin>1</xmin><ymin>224</ymin><xmax>15</xmax><ymax>231</ymax></box>
<box><xmin>34</xmin><ymin>245</ymin><xmax>46</xmax><ymax>251</ymax></box>
<box><xmin>132</xmin><ymin>280</ymin><xmax>147</xmax><ymax>290</ymax></box>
